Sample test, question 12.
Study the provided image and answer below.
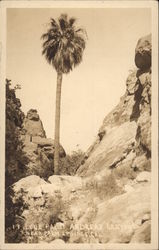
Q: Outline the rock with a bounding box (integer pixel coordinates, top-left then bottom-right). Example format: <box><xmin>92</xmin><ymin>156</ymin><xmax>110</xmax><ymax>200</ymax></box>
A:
<box><xmin>27</xmin><ymin>185</ymin><xmax>43</xmax><ymax>198</ymax></box>
<box><xmin>48</xmin><ymin>175</ymin><xmax>83</xmax><ymax>190</ymax></box>
<box><xmin>130</xmin><ymin>220</ymin><xmax>151</xmax><ymax>243</ymax></box>
<box><xmin>132</xmin><ymin>154</ymin><xmax>151</xmax><ymax>171</ymax></box>
<box><xmin>77</xmin><ymin>121</ymin><xmax>137</xmax><ymax>177</ymax></box>
<box><xmin>136</xmin><ymin>171</ymin><xmax>151</xmax><ymax>182</ymax></box>
<box><xmin>135</xmin><ymin>34</ymin><xmax>151</xmax><ymax>70</ymax></box>
<box><xmin>13</xmin><ymin>175</ymin><xmax>47</xmax><ymax>193</ymax></box>
<box><xmin>21</xmin><ymin>109</ymin><xmax>66</xmax><ymax>177</ymax></box>
<box><xmin>142</xmin><ymin>213</ymin><xmax>151</xmax><ymax>223</ymax></box>
<box><xmin>93</xmin><ymin>169</ymin><xmax>112</xmax><ymax>183</ymax></box>
<box><xmin>26</xmin><ymin>181</ymin><xmax>77</xmax><ymax>202</ymax></box>
<box><xmin>98</xmin><ymin>129</ymin><xmax>106</xmax><ymax>141</ymax></box>
<box><xmin>135</xmin><ymin>218</ymin><xmax>142</xmax><ymax>226</ymax></box>
<box><xmin>50</xmin><ymin>239</ymin><xmax>65</xmax><ymax>244</ymax></box>
<box><xmin>126</xmin><ymin>70</ymin><xmax>139</xmax><ymax>95</ymax></box>
<box><xmin>136</xmin><ymin>113</ymin><xmax>151</xmax><ymax>156</ymax></box>
<box><xmin>22</xmin><ymin>109</ymin><xmax>46</xmax><ymax>138</ymax></box>
<box><xmin>32</xmin><ymin>137</ymin><xmax>66</xmax><ymax>158</ymax></box>
<box><xmin>94</xmin><ymin>185</ymin><xmax>150</xmax><ymax>243</ymax></box>
<box><xmin>32</xmin><ymin>136</ymin><xmax>53</xmax><ymax>146</ymax></box>
<box><xmin>26</xmin><ymin>109</ymin><xmax>40</xmax><ymax>121</ymax></box>
<box><xmin>124</xmin><ymin>185</ymin><xmax>134</xmax><ymax>193</ymax></box>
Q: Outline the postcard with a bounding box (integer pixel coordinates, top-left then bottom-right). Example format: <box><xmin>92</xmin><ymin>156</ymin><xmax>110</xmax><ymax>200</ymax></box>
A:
<box><xmin>0</xmin><ymin>1</ymin><xmax>158</xmax><ymax>250</ymax></box>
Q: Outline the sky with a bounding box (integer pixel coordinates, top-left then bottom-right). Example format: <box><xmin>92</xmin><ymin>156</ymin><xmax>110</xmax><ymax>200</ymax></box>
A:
<box><xmin>6</xmin><ymin>7</ymin><xmax>151</xmax><ymax>153</ymax></box>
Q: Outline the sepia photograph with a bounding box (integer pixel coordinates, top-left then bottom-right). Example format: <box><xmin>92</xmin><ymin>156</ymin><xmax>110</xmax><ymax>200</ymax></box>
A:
<box><xmin>0</xmin><ymin>1</ymin><xmax>158</xmax><ymax>249</ymax></box>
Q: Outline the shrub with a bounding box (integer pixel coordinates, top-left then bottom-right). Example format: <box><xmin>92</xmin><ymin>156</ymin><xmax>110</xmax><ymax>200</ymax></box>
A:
<box><xmin>5</xmin><ymin>79</ymin><xmax>29</xmax><ymax>186</ymax></box>
<box><xmin>113</xmin><ymin>165</ymin><xmax>136</xmax><ymax>180</ymax></box>
<box><xmin>85</xmin><ymin>172</ymin><xmax>123</xmax><ymax>200</ymax></box>
<box><xmin>5</xmin><ymin>79</ymin><xmax>29</xmax><ymax>243</ymax></box>
<box><xmin>22</xmin><ymin>192</ymin><xmax>72</xmax><ymax>243</ymax></box>
<box><xmin>59</xmin><ymin>150</ymin><xmax>85</xmax><ymax>175</ymax></box>
<box><xmin>5</xmin><ymin>187</ymin><xmax>27</xmax><ymax>243</ymax></box>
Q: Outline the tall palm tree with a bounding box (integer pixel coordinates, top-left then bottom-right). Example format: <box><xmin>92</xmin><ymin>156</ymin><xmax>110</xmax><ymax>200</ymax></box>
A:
<box><xmin>41</xmin><ymin>14</ymin><xmax>86</xmax><ymax>174</ymax></box>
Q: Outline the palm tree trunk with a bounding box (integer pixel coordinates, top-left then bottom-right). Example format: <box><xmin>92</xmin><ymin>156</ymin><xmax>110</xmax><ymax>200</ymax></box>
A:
<box><xmin>54</xmin><ymin>72</ymin><xmax>62</xmax><ymax>175</ymax></box>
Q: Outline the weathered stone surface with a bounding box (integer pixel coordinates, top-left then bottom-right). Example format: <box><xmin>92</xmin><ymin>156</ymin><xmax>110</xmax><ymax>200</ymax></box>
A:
<box><xmin>48</xmin><ymin>175</ymin><xmax>83</xmax><ymax>190</ymax></box>
<box><xmin>26</xmin><ymin>182</ymin><xmax>73</xmax><ymax>201</ymax></box>
<box><xmin>135</xmin><ymin>34</ymin><xmax>151</xmax><ymax>70</ymax></box>
<box><xmin>26</xmin><ymin>109</ymin><xmax>40</xmax><ymax>121</ymax></box>
<box><xmin>136</xmin><ymin>171</ymin><xmax>151</xmax><ymax>183</ymax></box>
<box><xmin>94</xmin><ymin>185</ymin><xmax>150</xmax><ymax>243</ymax></box>
<box><xmin>13</xmin><ymin>175</ymin><xmax>47</xmax><ymax>193</ymax></box>
<box><xmin>130</xmin><ymin>220</ymin><xmax>151</xmax><ymax>243</ymax></box>
<box><xmin>132</xmin><ymin>154</ymin><xmax>151</xmax><ymax>171</ymax></box>
<box><xmin>22</xmin><ymin>109</ymin><xmax>46</xmax><ymax>138</ymax></box>
<box><xmin>77</xmin><ymin>121</ymin><xmax>137</xmax><ymax>177</ymax></box>
<box><xmin>50</xmin><ymin>239</ymin><xmax>65</xmax><ymax>244</ymax></box>
<box><xmin>124</xmin><ymin>184</ymin><xmax>134</xmax><ymax>193</ymax></box>
<box><xmin>126</xmin><ymin>70</ymin><xmax>139</xmax><ymax>95</ymax></box>
<box><xmin>13</xmin><ymin>174</ymin><xmax>83</xmax><ymax>202</ymax></box>
<box><xmin>78</xmin><ymin>36</ymin><xmax>151</xmax><ymax>177</ymax></box>
<box><xmin>32</xmin><ymin>136</ymin><xmax>66</xmax><ymax>158</ymax></box>
<box><xmin>21</xmin><ymin>110</ymin><xmax>66</xmax><ymax>177</ymax></box>
<box><xmin>136</xmin><ymin>111</ymin><xmax>151</xmax><ymax>156</ymax></box>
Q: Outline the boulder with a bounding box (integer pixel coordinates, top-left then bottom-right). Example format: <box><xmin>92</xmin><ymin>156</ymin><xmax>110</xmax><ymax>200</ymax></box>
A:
<box><xmin>50</xmin><ymin>239</ymin><xmax>65</xmax><ymax>244</ymax></box>
<box><xmin>22</xmin><ymin>109</ymin><xmax>46</xmax><ymax>138</ymax></box>
<box><xmin>135</xmin><ymin>34</ymin><xmax>151</xmax><ymax>70</ymax></box>
<box><xmin>13</xmin><ymin>175</ymin><xmax>47</xmax><ymax>193</ymax></box>
<box><xmin>132</xmin><ymin>154</ymin><xmax>151</xmax><ymax>171</ymax></box>
<box><xmin>26</xmin><ymin>109</ymin><xmax>40</xmax><ymax>121</ymax></box>
<box><xmin>136</xmin><ymin>171</ymin><xmax>151</xmax><ymax>183</ymax></box>
<box><xmin>124</xmin><ymin>184</ymin><xmax>134</xmax><ymax>193</ymax></box>
<box><xmin>130</xmin><ymin>220</ymin><xmax>151</xmax><ymax>243</ymax></box>
<box><xmin>32</xmin><ymin>137</ymin><xmax>66</xmax><ymax>158</ymax></box>
<box><xmin>48</xmin><ymin>175</ymin><xmax>83</xmax><ymax>190</ymax></box>
<box><xmin>93</xmin><ymin>185</ymin><xmax>150</xmax><ymax>243</ymax></box>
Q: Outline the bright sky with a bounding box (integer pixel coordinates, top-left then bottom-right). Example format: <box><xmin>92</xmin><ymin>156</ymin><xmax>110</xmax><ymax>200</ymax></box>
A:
<box><xmin>6</xmin><ymin>7</ymin><xmax>151</xmax><ymax>153</ymax></box>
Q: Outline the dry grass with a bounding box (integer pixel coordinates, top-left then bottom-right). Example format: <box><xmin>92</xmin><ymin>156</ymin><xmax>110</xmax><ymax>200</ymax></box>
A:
<box><xmin>85</xmin><ymin>172</ymin><xmax>123</xmax><ymax>200</ymax></box>
<box><xmin>113</xmin><ymin>165</ymin><xmax>137</xmax><ymax>180</ymax></box>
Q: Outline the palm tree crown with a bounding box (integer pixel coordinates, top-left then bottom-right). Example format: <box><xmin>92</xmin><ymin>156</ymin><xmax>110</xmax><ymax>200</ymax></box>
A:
<box><xmin>41</xmin><ymin>14</ymin><xmax>86</xmax><ymax>74</ymax></box>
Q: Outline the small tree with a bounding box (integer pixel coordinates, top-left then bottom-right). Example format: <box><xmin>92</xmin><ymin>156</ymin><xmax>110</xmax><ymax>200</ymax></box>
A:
<box><xmin>41</xmin><ymin>14</ymin><xmax>86</xmax><ymax>174</ymax></box>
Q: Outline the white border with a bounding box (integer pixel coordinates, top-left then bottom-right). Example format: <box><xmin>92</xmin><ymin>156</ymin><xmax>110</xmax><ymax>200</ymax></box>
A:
<box><xmin>0</xmin><ymin>1</ymin><xmax>158</xmax><ymax>250</ymax></box>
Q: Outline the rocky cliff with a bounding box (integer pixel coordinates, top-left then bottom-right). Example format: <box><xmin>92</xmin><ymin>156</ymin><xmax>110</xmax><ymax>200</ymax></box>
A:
<box><xmin>77</xmin><ymin>34</ymin><xmax>151</xmax><ymax>177</ymax></box>
<box><xmin>10</xmin><ymin>34</ymin><xmax>151</xmax><ymax>244</ymax></box>
<box><xmin>21</xmin><ymin>109</ymin><xmax>66</xmax><ymax>178</ymax></box>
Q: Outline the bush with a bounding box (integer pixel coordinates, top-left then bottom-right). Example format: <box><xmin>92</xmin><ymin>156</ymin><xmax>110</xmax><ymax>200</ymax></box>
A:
<box><xmin>5</xmin><ymin>79</ymin><xmax>29</xmax><ymax>186</ymax></box>
<box><xmin>85</xmin><ymin>172</ymin><xmax>123</xmax><ymax>200</ymax></box>
<box><xmin>5</xmin><ymin>187</ymin><xmax>27</xmax><ymax>243</ymax></box>
<box><xmin>113</xmin><ymin>165</ymin><xmax>136</xmax><ymax>180</ymax></box>
<box><xmin>22</xmin><ymin>192</ymin><xmax>72</xmax><ymax>243</ymax></box>
<box><xmin>59</xmin><ymin>150</ymin><xmax>85</xmax><ymax>175</ymax></box>
<box><xmin>5</xmin><ymin>79</ymin><xmax>29</xmax><ymax>243</ymax></box>
<box><xmin>26</xmin><ymin>150</ymin><xmax>53</xmax><ymax>180</ymax></box>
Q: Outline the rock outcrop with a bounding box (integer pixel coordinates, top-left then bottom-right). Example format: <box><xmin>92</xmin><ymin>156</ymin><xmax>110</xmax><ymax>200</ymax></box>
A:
<box><xmin>21</xmin><ymin>109</ymin><xmax>66</xmax><ymax>177</ymax></box>
<box><xmin>22</xmin><ymin>109</ymin><xmax>46</xmax><ymax>138</ymax></box>
<box><xmin>77</xmin><ymin>34</ymin><xmax>151</xmax><ymax>177</ymax></box>
<box><xmin>135</xmin><ymin>34</ymin><xmax>151</xmax><ymax>70</ymax></box>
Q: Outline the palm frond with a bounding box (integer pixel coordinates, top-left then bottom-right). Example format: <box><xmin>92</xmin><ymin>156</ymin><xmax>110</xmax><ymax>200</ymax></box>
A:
<box><xmin>50</xmin><ymin>18</ymin><xmax>59</xmax><ymax>29</ymax></box>
<box><xmin>69</xmin><ymin>17</ymin><xmax>76</xmax><ymax>27</ymax></box>
<box><xmin>41</xmin><ymin>13</ymin><xmax>87</xmax><ymax>74</ymax></box>
<box><xmin>58</xmin><ymin>14</ymin><xmax>68</xmax><ymax>31</ymax></box>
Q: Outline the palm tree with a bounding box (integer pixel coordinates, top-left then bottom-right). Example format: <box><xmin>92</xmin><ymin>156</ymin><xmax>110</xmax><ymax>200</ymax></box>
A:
<box><xmin>41</xmin><ymin>14</ymin><xmax>86</xmax><ymax>174</ymax></box>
